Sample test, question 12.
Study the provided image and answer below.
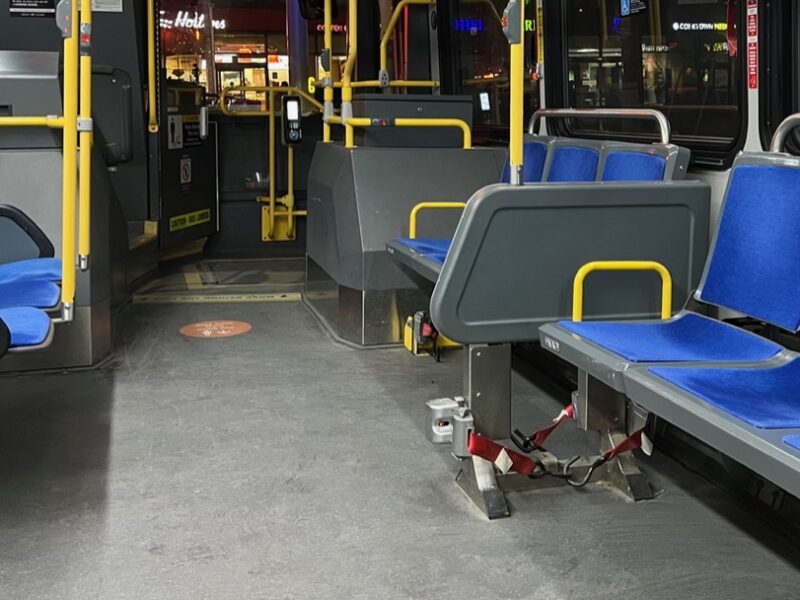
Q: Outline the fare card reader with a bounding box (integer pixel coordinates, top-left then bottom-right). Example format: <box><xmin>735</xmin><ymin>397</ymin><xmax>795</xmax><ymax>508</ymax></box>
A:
<box><xmin>282</xmin><ymin>95</ymin><xmax>303</xmax><ymax>145</ymax></box>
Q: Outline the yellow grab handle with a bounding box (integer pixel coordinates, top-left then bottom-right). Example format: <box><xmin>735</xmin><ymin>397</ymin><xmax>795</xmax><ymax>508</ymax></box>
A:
<box><xmin>572</xmin><ymin>261</ymin><xmax>673</xmax><ymax>322</ymax></box>
<box><xmin>409</xmin><ymin>202</ymin><xmax>466</xmax><ymax>239</ymax></box>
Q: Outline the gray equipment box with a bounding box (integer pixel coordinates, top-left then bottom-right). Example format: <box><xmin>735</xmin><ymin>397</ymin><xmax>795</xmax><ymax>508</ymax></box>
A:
<box><xmin>352</xmin><ymin>94</ymin><xmax>473</xmax><ymax>148</ymax></box>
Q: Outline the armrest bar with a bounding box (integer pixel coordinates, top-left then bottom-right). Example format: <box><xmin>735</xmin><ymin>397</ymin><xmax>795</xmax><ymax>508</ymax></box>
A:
<box><xmin>572</xmin><ymin>260</ymin><xmax>672</xmax><ymax>322</ymax></box>
<box><xmin>409</xmin><ymin>202</ymin><xmax>466</xmax><ymax>239</ymax></box>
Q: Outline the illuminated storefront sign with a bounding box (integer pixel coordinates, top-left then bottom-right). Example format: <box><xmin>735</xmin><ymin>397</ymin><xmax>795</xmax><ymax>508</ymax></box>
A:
<box><xmin>453</xmin><ymin>18</ymin><xmax>485</xmax><ymax>32</ymax></box>
<box><xmin>672</xmin><ymin>22</ymin><xmax>727</xmax><ymax>32</ymax></box>
<box><xmin>315</xmin><ymin>24</ymin><xmax>347</xmax><ymax>32</ymax></box>
<box><xmin>160</xmin><ymin>10</ymin><xmax>227</xmax><ymax>30</ymax></box>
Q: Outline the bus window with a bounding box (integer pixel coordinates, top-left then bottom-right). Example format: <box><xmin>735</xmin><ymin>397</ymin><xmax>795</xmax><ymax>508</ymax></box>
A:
<box><xmin>562</xmin><ymin>0</ymin><xmax>743</xmax><ymax>163</ymax></box>
<box><xmin>444</xmin><ymin>0</ymin><xmax>541</xmax><ymax>134</ymax></box>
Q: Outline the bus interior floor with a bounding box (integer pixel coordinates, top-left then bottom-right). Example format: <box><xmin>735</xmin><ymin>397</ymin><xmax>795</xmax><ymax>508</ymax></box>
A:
<box><xmin>0</xmin><ymin>300</ymin><xmax>798</xmax><ymax>600</ymax></box>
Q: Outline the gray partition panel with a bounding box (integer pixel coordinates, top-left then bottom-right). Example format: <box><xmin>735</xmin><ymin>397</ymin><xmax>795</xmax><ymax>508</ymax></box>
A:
<box><xmin>430</xmin><ymin>181</ymin><xmax>710</xmax><ymax>344</ymax></box>
<box><xmin>306</xmin><ymin>142</ymin><xmax>506</xmax><ymax>291</ymax></box>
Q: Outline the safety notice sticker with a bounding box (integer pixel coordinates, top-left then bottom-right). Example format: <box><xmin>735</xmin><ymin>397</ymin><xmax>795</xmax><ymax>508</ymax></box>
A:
<box><xmin>747</xmin><ymin>0</ymin><xmax>758</xmax><ymax>89</ymax></box>
<box><xmin>10</xmin><ymin>0</ymin><xmax>55</xmax><ymax>18</ymax></box>
<box><xmin>92</xmin><ymin>0</ymin><xmax>122</xmax><ymax>11</ymax></box>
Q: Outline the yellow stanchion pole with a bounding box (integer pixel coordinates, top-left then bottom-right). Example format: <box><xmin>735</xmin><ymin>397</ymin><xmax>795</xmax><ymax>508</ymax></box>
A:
<box><xmin>323</xmin><ymin>0</ymin><xmax>333</xmax><ymax>142</ymax></box>
<box><xmin>78</xmin><ymin>0</ymin><xmax>93</xmax><ymax>270</ymax></box>
<box><xmin>503</xmin><ymin>0</ymin><xmax>524</xmax><ymax>184</ymax></box>
<box><xmin>60</xmin><ymin>0</ymin><xmax>80</xmax><ymax>321</ymax></box>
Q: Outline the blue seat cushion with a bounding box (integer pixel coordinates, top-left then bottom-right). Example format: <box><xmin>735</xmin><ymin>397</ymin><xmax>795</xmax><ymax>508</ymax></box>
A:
<box><xmin>558</xmin><ymin>313</ymin><xmax>782</xmax><ymax>363</ymax></box>
<box><xmin>649</xmin><ymin>359</ymin><xmax>800</xmax><ymax>429</ymax></box>
<box><xmin>699</xmin><ymin>164</ymin><xmax>800</xmax><ymax>331</ymax></box>
<box><xmin>396</xmin><ymin>238</ymin><xmax>452</xmax><ymax>266</ymax></box>
<box><xmin>0</xmin><ymin>307</ymin><xmax>51</xmax><ymax>348</ymax></box>
<box><xmin>546</xmin><ymin>146</ymin><xmax>599</xmax><ymax>182</ymax></box>
<box><xmin>784</xmin><ymin>435</ymin><xmax>800</xmax><ymax>451</ymax></box>
<box><xmin>602</xmin><ymin>151</ymin><xmax>666</xmax><ymax>182</ymax></box>
<box><xmin>501</xmin><ymin>141</ymin><xmax>548</xmax><ymax>184</ymax></box>
<box><xmin>0</xmin><ymin>280</ymin><xmax>60</xmax><ymax>309</ymax></box>
<box><xmin>0</xmin><ymin>257</ymin><xmax>62</xmax><ymax>285</ymax></box>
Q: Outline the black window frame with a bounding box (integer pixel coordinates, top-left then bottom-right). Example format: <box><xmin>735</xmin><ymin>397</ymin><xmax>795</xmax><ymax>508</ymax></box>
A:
<box><xmin>544</xmin><ymin>0</ymin><xmax>748</xmax><ymax>169</ymax></box>
<box><xmin>759</xmin><ymin>0</ymin><xmax>800</xmax><ymax>153</ymax></box>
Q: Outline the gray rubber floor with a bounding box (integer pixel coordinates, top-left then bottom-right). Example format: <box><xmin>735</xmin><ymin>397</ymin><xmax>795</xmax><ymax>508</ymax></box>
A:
<box><xmin>1</xmin><ymin>301</ymin><xmax>798</xmax><ymax>599</ymax></box>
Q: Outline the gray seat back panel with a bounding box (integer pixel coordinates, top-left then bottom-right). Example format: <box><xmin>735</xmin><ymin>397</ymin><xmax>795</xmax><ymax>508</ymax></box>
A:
<box><xmin>430</xmin><ymin>182</ymin><xmax>710</xmax><ymax>344</ymax></box>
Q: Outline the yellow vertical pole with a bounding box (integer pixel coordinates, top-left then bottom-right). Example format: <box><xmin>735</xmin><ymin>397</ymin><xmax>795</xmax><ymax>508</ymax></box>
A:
<box><xmin>286</xmin><ymin>146</ymin><xmax>296</xmax><ymax>236</ymax></box>
<box><xmin>60</xmin><ymin>0</ymin><xmax>79</xmax><ymax>320</ymax></box>
<box><xmin>147</xmin><ymin>0</ymin><xmax>159</xmax><ymax>133</ymax></box>
<box><xmin>323</xmin><ymin>0</ymin><xmax>333</xmax><ymax>142</ymax></box>
<box><xmin>341</xmin><ymin>0</ymin><xmax>358</xmax><ymax>121</ymax></box>
<box><xmin>507</xmin><ymin>0</ymin><xmax>524</xmax><ymax>184</ymax></box>
<box><xmin>78</xmin><ymin>0</ymin><xmax>92</xmax><ymax>270</ymax></box>
<box><xmin>269</xmin><ymin>87</ymin><xmax>276</xmax><ymax>206</ymax></box>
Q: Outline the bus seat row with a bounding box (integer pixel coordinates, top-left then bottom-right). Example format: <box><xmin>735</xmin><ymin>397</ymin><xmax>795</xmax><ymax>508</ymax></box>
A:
<box><xmin>0</xmin><ymin>257</ymin><xmax>63</xmax><ymax>285</ymax></box>
<box><xmin>0</xmin><ymin>207</ymin><xmax>63</xmax><ymax>354</ymax></box>
<box><xmin>538</xmin><ymin>151</ymin><xmax>800</xmax><ymax>497</ymax></box>
<box><xmin>0</xmin><ymin>307</ymin><xmax>54</xmax><ymax>353</ymax></box>
<box><xmin>0</xmin><ymin>279</ymin><xmax>61</xmax><ymax>310</ymax></box>
<box><xmin>389</xmin><ymin>135</ymin><xmax>690</xmax><ymax>279</ymax></box>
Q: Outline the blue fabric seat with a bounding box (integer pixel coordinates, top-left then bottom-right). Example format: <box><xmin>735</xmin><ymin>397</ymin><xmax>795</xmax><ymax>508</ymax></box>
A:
<box><xmin>602</xmin><ymin>151</ymin><xmax>667</xmax><ymax>182</ymax></box>
<box><xmin>558</xmin><ymin>313</ymin><xmax>782</xmax><ymax>363</ymax></box>
<box><xmin>547</xmin><ymin>146</ymin><xmax>599</xmax><ymax>182</ymax></box>
<box><xmin>395</xmin><ymin>238</ymin><xmax>451</xmax><ymax>266</ymax></box>
<box><xmin>0</xmin><ymin>257</ymin><xmax>62</xmax><ymax>285</ymax></box>
<box><xmin>501</xmin><ymin>141</ymin><xmax>548</xmax><ymax>184</ymax></box>
<box><xmin>784</xmin><ymin>435</ymin><xmax>800</xmax><ymax>451</ymax></box>
<box><xmin>649</xmin><ymin>359</ymin><xmax>800</xmax><ymax>429</ymax></box>
<box><xmin>0</xmin><ymin>306</ymin><xmax>51</xmax><ymax>348</ymax></box>
<box><xmin>0</xmin><ymin>280</ymin><xmax>60</xmax><ymax>310</ymax></box>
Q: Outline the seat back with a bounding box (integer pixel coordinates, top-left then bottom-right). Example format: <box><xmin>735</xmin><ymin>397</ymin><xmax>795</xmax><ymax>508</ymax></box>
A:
<box><xmin>543</xmin><ymin>139</ymin><xmax>601</xmax><ymax>182</ymax></box>
<box><xmin>698</xmin><ymin>153</ymin><xmax>800</xmax><ymax>332</ymax></box>
<box><xmin>500</xmin><ymin>136</ymin><xmax>552</xmax><ymax>183</ymax></box>
<box><xmin>0</xmin><ymin>315</ymin><xmax>8</xmax><ymax>359</ymax></box>
<box><xmin>599</xmin><ymin>142</ymin><xmax>690</xmax><ymax>182</ymax></box>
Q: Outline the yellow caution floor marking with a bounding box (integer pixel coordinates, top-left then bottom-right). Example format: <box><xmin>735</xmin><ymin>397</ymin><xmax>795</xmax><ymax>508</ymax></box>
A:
<box><xmin>133</xmin><ymin>292</ymin><xmax>302</xmax><ymax>304</ymax></box>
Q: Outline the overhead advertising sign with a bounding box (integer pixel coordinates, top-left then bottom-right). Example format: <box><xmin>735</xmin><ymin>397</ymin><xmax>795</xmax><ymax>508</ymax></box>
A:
<box><xmin>9</xmin><ymin>0</ymin><xmax>54</xmax><ymax>18</ymax></box>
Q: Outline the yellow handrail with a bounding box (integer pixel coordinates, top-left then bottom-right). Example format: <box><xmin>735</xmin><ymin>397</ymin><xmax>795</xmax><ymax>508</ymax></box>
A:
<box><xmin>60</xmin><ymin>0</ymin><xmax>80</xmax><ymax>320</ymax></box>
<box><xmin>379</xmin><ymin>0</ymin><xmax>435</xmax><ymax>75</ymax></box>
<box><xmin>219</xmin><ymin>85</ymin><xmax>323</xmax><ymax>117</ymax></box>
<box><xmin>146</xmin><ymin>0</ymin><xmax>158</xmax><ymax>133</ymax></box>
<box><xmin>408</xmin><ymin>202</ymin><xmax>466</xmax><ymax>239</ymax></box>
<box><xmin>572</xmin><ymin>261</ymin><xmax>673</xmax><ymax>323</ymax></box>
<box><xmin>0</xmin><ymin>116</ymin><xmax>64</xmax><ymax>128</ymax></box>
<box><xmin>78</xmin><ymin>0</ymin><xmax>93</xmax><ymax>269</ymax></box>
<box><xmin>343</xmin><ymin>117</ymin><xmax>472</xmax><ymax>149</ymax></box>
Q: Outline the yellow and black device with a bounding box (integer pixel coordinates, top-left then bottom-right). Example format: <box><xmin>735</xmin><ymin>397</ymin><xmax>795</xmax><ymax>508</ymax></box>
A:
<box><xmin>403</xmin><ymin>311</ymin><xmax>461</xmax><ymax>360</ymax></box>
<box><xmin>282</xmin><ymin>95</ymin><xmax>303</xmax><ymax>145</ymax></box>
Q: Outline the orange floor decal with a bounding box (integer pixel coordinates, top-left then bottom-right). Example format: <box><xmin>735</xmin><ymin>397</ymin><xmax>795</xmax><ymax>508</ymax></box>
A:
<box><xmin>179</xmin><ymin>320</ymin><xmax>253</xmax><ymax>339</ymax></box>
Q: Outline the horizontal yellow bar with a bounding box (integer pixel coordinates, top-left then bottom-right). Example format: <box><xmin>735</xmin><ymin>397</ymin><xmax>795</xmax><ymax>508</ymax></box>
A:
<box><xmin>0</xmin><ymin>116</ymin><xmax>64</xmax><ymax>128</ymax></box>
<box><xmin>327</xmin><ymin>116</ymin><xmax>343</xmax><ymax>125</ymax></box>
<box><xmin>409</xmin><ymin>202</ymin><xmax>466</xmax><ymax>239</ymax></box>
<box><xmin>572</xmin><ymin>260</ymin><xmax>673</xmax><ymax>322</ymax></box>
<box><xmin>394</xmin><ymin>118</ymin><xmax>471</xmax><ymax>149</ymax></box>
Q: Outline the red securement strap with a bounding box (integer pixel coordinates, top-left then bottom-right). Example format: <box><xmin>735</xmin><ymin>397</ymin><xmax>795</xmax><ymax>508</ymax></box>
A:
<box><xmin>601</xmin><ymin>427</ymin><xmax>646</xmax><ymax>462</ymax></box>
<box><xmin>468</xmin><ymin>432</ymin><xmax>540</xmax><ymax>476</ymax></box>
<box><xmin>530</xmin><ymin>404</ymin><xmax>575</xmax><ymax>448</ymax></box>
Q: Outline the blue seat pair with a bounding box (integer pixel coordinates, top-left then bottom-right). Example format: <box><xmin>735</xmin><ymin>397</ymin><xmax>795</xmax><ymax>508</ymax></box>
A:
<box><xmin>548</xmin><ymin>158</ymin><xmax>800</xmax><ymax>437</ymax></box>
<box><xmin>0</xmin><ymin>259</ymin><xmax>62</xmax><ymax>350</ymax></box>
<box><xmin>398</xmin><ymin>138</ymin><xmax>672</xmax><ymax>267</ymax></box>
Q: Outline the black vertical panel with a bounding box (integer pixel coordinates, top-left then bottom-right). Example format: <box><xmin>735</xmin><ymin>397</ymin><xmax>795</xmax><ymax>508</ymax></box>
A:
<box><xmin>543</xmin><ymin>0</ymin><xmax>567</xmax><ymax>127</ymax></box>
<box><xmin>356</xmin><ymin>0</ymin><xmax>380</xmax><ymax>85</ymax></box>
<box><xmin>435</xmin><ymin>0</ymin><xmax>456</xmax><ymax>94</ymax></box>
<box><xmin>406</xmin><ymin>4</ymin><xmax>432</xmax><ymax>93</ymax></box>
